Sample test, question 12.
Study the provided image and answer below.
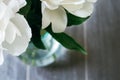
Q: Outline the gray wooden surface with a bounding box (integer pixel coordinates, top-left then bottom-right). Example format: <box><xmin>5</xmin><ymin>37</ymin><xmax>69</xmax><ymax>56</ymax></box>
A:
<box><xmin>0</xmin><ymin>0</ymin><xmax>120</xmax><ymax>80</ymax></box>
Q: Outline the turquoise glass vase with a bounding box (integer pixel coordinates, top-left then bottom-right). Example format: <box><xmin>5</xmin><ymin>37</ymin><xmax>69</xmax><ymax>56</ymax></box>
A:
<box><xmin>19</xmin><ymin>33</ymin><xmax>61</xmax><ymax>67</ymax></box>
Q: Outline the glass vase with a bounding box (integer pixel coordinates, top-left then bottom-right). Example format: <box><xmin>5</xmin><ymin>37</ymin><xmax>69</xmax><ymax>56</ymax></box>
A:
<box><xmin>19</xmin><ymin>33</ymin><xmax>61</xmax><ymax>67</ymax></box>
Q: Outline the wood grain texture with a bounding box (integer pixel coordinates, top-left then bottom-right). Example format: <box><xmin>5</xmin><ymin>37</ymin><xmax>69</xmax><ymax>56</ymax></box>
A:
<box><xmin>0</xmin><ymin>0</ymin><xmax>120</xmax><ymax>80</ymax></box>
<box><xmin>85</xmin><ymin>0</ymin><xmax>120</xmax><ymax>80</ymax></box>
<box><xmin>0</xmin><ymin>54</ymin><xmax>27</xmax><ymax>80</ymax></box>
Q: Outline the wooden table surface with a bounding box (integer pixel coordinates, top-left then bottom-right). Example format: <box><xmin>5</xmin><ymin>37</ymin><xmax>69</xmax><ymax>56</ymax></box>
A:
<box><xmin>0</xmin><ymin>0</ymin><xmax>120</xmax><ymax>80</ymax></box>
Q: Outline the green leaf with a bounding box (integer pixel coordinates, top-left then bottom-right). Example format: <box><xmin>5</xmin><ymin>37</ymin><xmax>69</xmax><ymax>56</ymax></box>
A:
<box><xmin>30</xmin><ymin>25</ymin><xmax>46</xmax><ymax>49</ymax></box>
<box><xmin>25</xmin><ymin>0</ymin><xmax>42</xmax><ymax>25</ymax></box>
<box><xmin>46</xmin><ymin>26</ymin><xmax>87</xmax><ymax>55</ymax></box>
<box><xmin>66</xmin><ymin>11</ymin><xmax>89</xmax><ymax>26</ymax></box>
<box><xmin>27</xmin><ymin>10</ymin><xmax>41</xmax><ymax>25</ymax></box>
<box><xmin>23</xmin><ymin>0</ymin><xmax>44</xmax><ymax>49</ymax></box>
<box><xmin>18</xmin><ymin>0</ymin><xmax>32</xmax><ymax>17</ymax></box>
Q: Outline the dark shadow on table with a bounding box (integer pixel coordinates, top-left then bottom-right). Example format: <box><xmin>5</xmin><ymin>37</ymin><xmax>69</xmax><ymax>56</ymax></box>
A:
<box><xmin>37</xmin><ymin>51</ymin><xmax>85</xmax><ymax>70</ymax></box>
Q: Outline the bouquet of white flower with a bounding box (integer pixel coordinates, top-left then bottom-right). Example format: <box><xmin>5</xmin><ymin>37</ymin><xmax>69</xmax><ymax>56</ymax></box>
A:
<box><xmin>0</xmin><ymin>0</ymin><xmax>96</xmax><ymax>65</ymax></box>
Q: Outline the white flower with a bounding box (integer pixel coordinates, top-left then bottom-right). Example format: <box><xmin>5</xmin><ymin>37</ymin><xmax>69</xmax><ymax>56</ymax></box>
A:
<box><xmin>41</xmin><ymin>0</ymin><xmax>97</xmax><ymax>33</ymax></box>
<box><xmin>0</xmin><ymin>0</ymin><xmax>32</xmax><ymax>65</ymax></box>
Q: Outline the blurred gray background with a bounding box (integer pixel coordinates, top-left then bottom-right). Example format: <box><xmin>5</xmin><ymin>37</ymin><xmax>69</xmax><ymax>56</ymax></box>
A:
<box><xmin>0</xmin><ymin>0</ymin><xmax>120</xmax><ymax>80</ymax></box>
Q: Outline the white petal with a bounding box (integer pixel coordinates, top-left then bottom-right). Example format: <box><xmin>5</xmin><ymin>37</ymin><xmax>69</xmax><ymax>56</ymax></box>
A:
<box><xmin>42</xmin><ymin>3</ymin><xmax>51</xmax><ymax>29</ymax></box>
<box><xmin>66</xmin><ymin>2</ymin><xmax>94</xmax><ymax>18</ymax></box>
<box><xmin>61</xmin><ymin>0</ymin><xmax>85</xmax><ymax>4</ymax></box>
<box><xmin>41</xmin><ymin>0</ymin><xmax>62</xmax><ymax>10</ymax></box>
<box><xmin>0</xmin><ymin>2</ymin><xmax>10</xmax><ymax>31</ymax></box>
<box><xmin>51</xmin><ymin>8</ymin><xmax>67</xmax><ymax>33</ymax></box>
<box><xmin>3</xmin><ymin>14</ymin><xmax>32</xmax><ymax>56</ymax></box>
<box><xmin>17</xmin><ymin>0</ymin><xmax>27</xmax><ymax>8</ymax></box>
<box><xmin>0</xmin><ymin>0</ymin><xmax>3</xmax><ymax>2</ymax></box>
<box><xmin>0</xmin><ymin>17</ymin><xmax>12</xmax><ymax>31</ymax></box>
<box><xmin>0</xmin><ymin>31</ymin><xmax>5</xmax><ymax>44</ymax></box>
<box><xmin>0</xmin><ymin>2</ymin><xmax>7</xmax><ymax>20</ymax></box>
<box><xmin>5</xmin><ymin>22</ymin><xmax>21</xmax><ymax>44</ymax></box>
<box><xmin>11</xmin><ymin>14</ymin><xmax>32</xmax><ymax>40</ymax></box>
<box><xmin>42</xmin><ymin>7</ymin><xmax>67</xmax><ymax>33</ymax></box>
<box><xmin>87</xmin><ymin>0</ymin><xmax>97</xmax><ymax>3</ymax></box>
<box><xmin>4</xmin><ymin>0</ymin><xmax>26</xmax><ymax>12</ymax></box>
<box><xmin>0</xmin><ymin>48</ymin><xmax>4</xmax><ymax>65</ymax></box>
<box><xmin>63</xmin><ymin>4</ymin><xmax>83</xmax><ymax>12</ymax></box>
<box><xmin>0</xmin><ymin>4</ymin><xmax>14</xmax><ymax>31</ymax></box>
